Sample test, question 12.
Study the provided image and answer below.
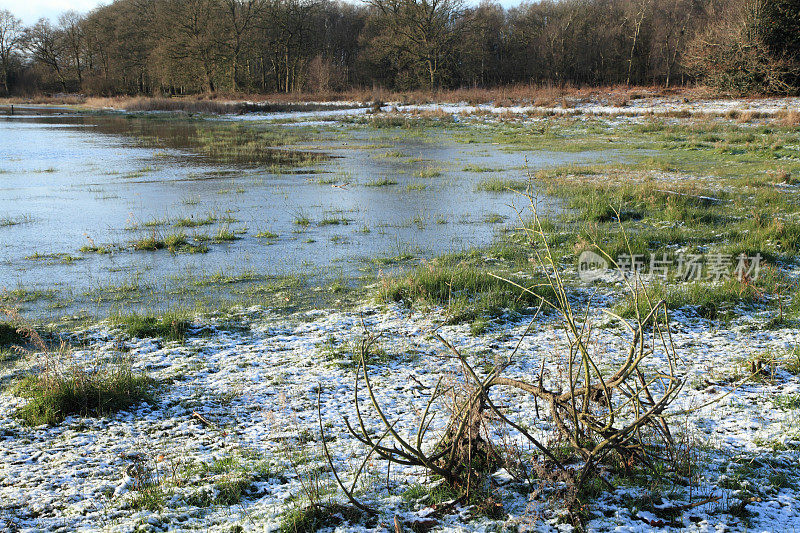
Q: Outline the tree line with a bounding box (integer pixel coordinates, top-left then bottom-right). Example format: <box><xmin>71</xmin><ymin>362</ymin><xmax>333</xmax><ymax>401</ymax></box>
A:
<box><xmin>0</xmin><ymin>0</ymin><xmax>797</xmax><ymax>97</ymax></box>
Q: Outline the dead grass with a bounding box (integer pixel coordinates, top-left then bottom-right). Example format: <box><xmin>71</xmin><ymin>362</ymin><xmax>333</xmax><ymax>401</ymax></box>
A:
<box><xmin>2</xmin><ymin>94</ymin><xmax>87</xmax><ymax>105</ymax></box>
<box><xmin>777</xmin><ymin>109</ymin><xmax>800</xmax><ymax>127</ymax></box>
<box><xmin>51</xmin><ymin>85</ymin><xmax>726</xmax><ymax>112</ymax></box>
<box><xmin>83</xmin><ymin>96</ymin><xmax>364</xmax><ymax>114</ymax></box>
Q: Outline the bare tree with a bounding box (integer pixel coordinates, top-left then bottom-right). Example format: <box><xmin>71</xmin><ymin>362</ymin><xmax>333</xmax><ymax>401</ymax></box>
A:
<box><xmin>159</xmin><ymin>0</ymin><xmax>224</xmax><ymax>93</ymax></box>
<box><xmin>0</xmin><ymin>10</ymin><xmax>24</xmax><ymax>95</ymax></box>
<box><xmin>260</xmin><ymin>0</ymin><xmax>320</xmax><ymax>93</ymax></box>
<box><xmin>624</xmin><ymin>0</ymin><xmax>653</xmax><ymax>85</ymax></box>
<box><xmin>651</xmin><ymin>0</ymin><xmax>698</xmax><ymax>86</ymax></box>
<box><xmin>683</xmin><ymin>0</ymin><xmax>794</xmax><ymax>94</ymax></box>
<box><xmin>58</xmin><ymin>11</ymin><xmax>86</xmax><ymax>87</ymax></box>
<box><xmin>366</xmin><ymin>0</ymin><xmax>468</xmax><ymax>88</ymax></box>
<box><xmin>220</xmin><ymin>0</ymin><xmax>265</xmax><ymax>91</ymax></box>
<box><xmin>26</xmin><ymin>19</ymin><xmax>69</xmax><ymax>92</ymax></box>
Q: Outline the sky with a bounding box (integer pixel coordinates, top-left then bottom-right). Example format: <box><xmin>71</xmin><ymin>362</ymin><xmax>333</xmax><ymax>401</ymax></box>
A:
<box><xmin>3</xmin><ymin>0</ymin><xmax>520</xmax><ymax>25</ymax></box>
<box><xmin>1</xmin><ymin>0</ymin><xmax>109</xmax><ymax>24</ymax></box>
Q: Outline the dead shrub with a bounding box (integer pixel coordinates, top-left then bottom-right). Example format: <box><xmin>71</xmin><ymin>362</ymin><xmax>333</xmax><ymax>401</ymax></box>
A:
<box><xmin>329</xmin><ymin>201</ymin><xmax>685</xmax><ymax>524</ymax></box>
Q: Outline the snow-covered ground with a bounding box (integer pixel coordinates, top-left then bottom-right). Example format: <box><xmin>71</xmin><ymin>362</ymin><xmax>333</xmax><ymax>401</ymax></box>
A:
<box><xmin>213</xmin><ymin>96</ymin><xmax>800</xmax><ymax>124</ymax></box>
<box><xmin>3</xmin><ymin>300</ymin><xmax>800</xmax><ymax>532</ymax></box>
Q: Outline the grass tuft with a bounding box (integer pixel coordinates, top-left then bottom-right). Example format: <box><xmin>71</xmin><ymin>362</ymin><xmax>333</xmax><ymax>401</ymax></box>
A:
<box><xmin>475</xmin><ymin>177</ymin><xmax>529</xmax><ymax>192</ymax></box>
<box><xmin>378</xmin><ymin>260</ymin><xmax>554</xmax><ymax>323</ymax></box>
<box><xmin>280</xmin><ymin>503</ymin><xmax>362</xmax><ymax>533</ymax></box>
<box><xmin>112</xmin><ymin>312</ymin><xmax>192</xmax><ymax>341</ymax></box>
<box><xmin>365</xmin><ymin>178</ymin><xmax>398</xmax><ymax>187</ymax></box>
<box><xmin>14</xmin><ymin>361</ymin><xmax>156</xmax><ymax>426</ymax></box>
<box><xmin>615</xmin><ymin>279</ymin><xmax>759</xmax><ymax>320</ymax></box>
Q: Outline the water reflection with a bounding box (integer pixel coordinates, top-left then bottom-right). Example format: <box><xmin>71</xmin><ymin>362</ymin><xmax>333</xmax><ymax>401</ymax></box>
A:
<box><xmin>0</xmin><ymin>108</ymin><xmax>618</xmax><ymax>318</ymax></box>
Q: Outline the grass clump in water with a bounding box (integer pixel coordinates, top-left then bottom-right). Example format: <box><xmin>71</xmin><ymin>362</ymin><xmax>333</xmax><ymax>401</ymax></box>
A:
<box><xmin>365</xmin><ymin>178</ymin><xmax>398</xmax><ymax>187</ymax></box>
<box><xmin>173</xmin><ymin>214</ymin><xmax>217</xmax><ymax>228</ymax></box>
<box><xmin>415</xmin><ymin>166</ymin><xmax>443</xmax><ymax>178</ymax></box>
<box><xmin>0</xmin><ymin>214</ymin><xmax>33</xmax><ymax>227</ymax></box>
<box><xmin>318</xmin><ymin>215</ymin><xmax>351</xmax><ymax>227</ymax></box>
<box><xmin>80</xmin><ymin>244</ymin><xmax>112</xmax><ymax>254</ymax></box>
<box><xmin>293</xmin><ymin>214</ymin><xmax>311</xmax><ymax>228</ymax></box>
<box><xmin>405</xmin><ymin>181</ymin><xmax>428</xmax><ymax>191</ymax></box>
<box><xmin>475</xmin><ymin>177</ymin><xmax>529</xmax><ymax>192</ymax></box>
<box><xmin>212</xmin><ymin>227</ymin><xmax>240</xmax><ymax>242</ymax></box>
<box><xmin>132</xmin><ymin>232</ymin><xmax>208</xmax><ymax>253</ymax></box>
<box><xmin>463</xmin><ymin>164</ymin><xmax>502</xmax><ymax>173</ymax></box>
<box><xmin>256</xmin><ymin>230</ymin><xmax>278</xmax><ymax>238</ymax></box>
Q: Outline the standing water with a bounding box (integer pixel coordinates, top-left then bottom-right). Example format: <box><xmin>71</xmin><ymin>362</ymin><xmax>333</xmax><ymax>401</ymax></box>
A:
<box><xmin>0</xmin><ymin>106</ymin><xmax>618</xmax><ymax>318</ymax></box>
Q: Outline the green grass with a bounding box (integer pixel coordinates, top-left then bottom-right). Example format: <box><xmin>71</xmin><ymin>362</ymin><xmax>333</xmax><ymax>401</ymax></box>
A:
<box><xmin>774</xmin><ymin>394</ymin><xmax>800</xmax><ymax>410</ymax></box>
<box><xmin>141</xmin><ymin>217</ymin><xmax>169</xmax><ymax>228</ymax></box>
<box><xmin>129</xmin><ymin>482</ymin><xmax>171</xmax><ymax>511</ymax></box>
<box><xmin>80</xmin><ymin>244</ymin><xmax>112</xmax><ymax>254</ymax></box>
<box><xmin>14</xmin><ymin>361</ymin><xmax>156</xmax><ymax>426</ymax></box>
<box><xmin>724</xmin><ymin>219</ymin><xmax>800</xmax><ymax>262</ymax></box>
<box><xmin>293</xmin><ymin>214</ymin><xmax>311</xmax><ymax>228</ymax></box>
<box><xmin>2</xmin><ymin>288</ymin><xmax>58</xmax><ymax>304</ymax></box>
<box><xmin>365</xmin><ymin>178</ymin><xmax>398</xmax><ymax>187</ymax></box>
<box><xmin>212</xmin><ymin>227</ymin><xmax>240</xmax><ymax>242</ymax></box>
<box><xmin>615</xmin><ymin>279</ymin><xmax>760</xmax><ymax>320</ymax></box>
<box><xmin>184</xmin><ymin>455</ymin><xmax>273</xmax><ymax>506</ymax></box>
<box><xmin>463</xmin><ymin>164</ymin><xmax>503</xmax><ymax>173</ymax></box>
<box><xmin>189</xmin><ymin>125</ymin><xmax>326</xmax><ymax>168</ymax></box>
<box><xmin>415</xmin><ymin>166</ymin><xmax>443</xmax><ymax>178</ymax></box>
<box><xmin>132</xmin><ymin>235</ymin><xmax>164</xmax><ymax>251</ymax></box>
<box><xmin>317</xmin><ymin>336</ymin><xmax>393</xmax><ymax>368</ymax></box>
<box><xmin>378</xmin><ymin>259</ymin><xmax>555</xmax><ymax>324</ymax></box>
<box><xmin>405</xmin><ymin>181</ymin><xmax>428</xmax><ymax>191</ymax></box>
<box><xmin>0</xmin><ymin>214</ymin><xmax>32</xmax><ymax>227</ymax></box>
<box><xmin>132</xmin><ymin>232</ymin><xmax>209</xmax><ymax>253</ymax></box>
<box><xmin>164</xmin><ymin>232</ymin><xmax>188</xmax><ymax>249</ymax></box>
<box><xmin>280</xmin><ymin>503</ymin><xmax>362</xmax><ymax>533</ymax></box>
<box><xmin>318</xmin><ymin>215</ymin><xmax>351</xmax><ymax>226</ymax></box>
<box><xmin>475</xmin><ymin>177</ymin><xmax>529</xmax><ymax>192</ymax></box>
<box><xmin>112</xmin><ymin>312</ymin><xmax>192</xmax><ymax>341</ymax></box>
<box><xmin>25</xmin><ymin>252</ymin><xmax>83</xmax><ymax>264</ymax></box>
<box><xmin>484</xmin><ymin>213</ymin><xmax>506</xmax><ymax>224</ymax></box>
<box><xmin>402</xmin><ymin>482</ymin><xmax>460</xmax><ymax>505</ymax></box>
<box><xmin>173</xmin><ymin>215</ymin><xmax>217</xmax><ymax>228</ymax></box>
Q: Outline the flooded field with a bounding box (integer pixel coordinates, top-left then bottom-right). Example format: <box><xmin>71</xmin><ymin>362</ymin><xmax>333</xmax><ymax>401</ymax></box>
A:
<box><xmin>0</xmin><ymin>106</ymin><xmax>627</xmax><ymax>319</ymax></box>
<box><xmin>3</xmin><ymin>99</ymin><xmax>800</xmax><ymax>533</ymax></box>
